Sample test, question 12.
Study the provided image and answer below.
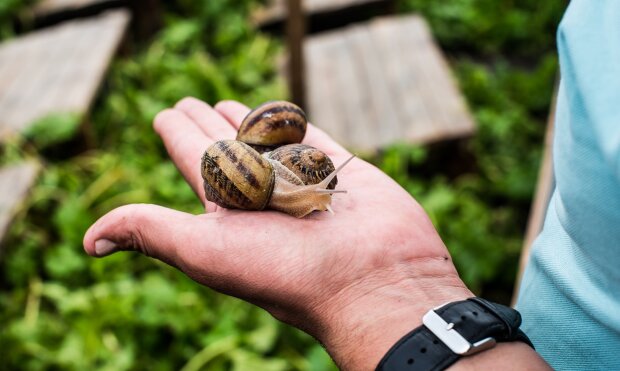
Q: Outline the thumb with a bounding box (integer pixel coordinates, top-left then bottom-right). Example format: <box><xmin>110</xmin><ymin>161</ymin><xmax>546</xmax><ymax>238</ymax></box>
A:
<box><xmin>83</xmin><ymin>204</ymin><xmax>201</xmax><ymax>267</ymax></box>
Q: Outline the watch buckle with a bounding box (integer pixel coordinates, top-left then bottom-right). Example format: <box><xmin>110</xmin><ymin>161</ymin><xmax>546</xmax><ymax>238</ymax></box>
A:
<box><xmin>422</xmin><ymin>306</ymin><xmax>497</xmax><ymax>356</ymax></box>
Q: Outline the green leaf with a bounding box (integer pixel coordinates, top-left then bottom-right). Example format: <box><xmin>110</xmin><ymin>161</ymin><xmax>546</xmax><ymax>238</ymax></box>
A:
<box><xmin>24</xmin><ymin>112</ymin><xmax>82</xmax><ymax>148</ymax></box>
<box><xmin>229</xmin><ymin>348</ymin><xmax>288</xmax><ymax>371</ymax></box>
<box><xmin>244</xmin><ymin>312</ymin><xmax>278</xmax><ymax>353</ymax></box>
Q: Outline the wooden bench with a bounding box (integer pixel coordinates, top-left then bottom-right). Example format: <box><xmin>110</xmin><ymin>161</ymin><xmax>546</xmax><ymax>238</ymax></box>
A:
<box><xmin>0</xmin><ymin>162</ymin><xmax>39</xmax><ymax>253</ymax></box>
<box><xmin>303</xmin><ymin>15</ymin><xmax>475</xmax><ymax>152</ymax></box>
<box><xmin>0</xmin><ymin>9</ymin><xmax>130</xmax><ymax>140</ymax></box>
<box><xmin>30</xmin><ymin>0</ymin><xmax>118</xmax><ymax>18</ymax></box>
<box><xmin>23</xmin><ymin>0</ymin><xmax>159</xmax><ymax>40</ymax></box>
<box><xmin>253</xmin><ymin>0</ymin><xmax>392</xmax><ymax>29</ymax></box>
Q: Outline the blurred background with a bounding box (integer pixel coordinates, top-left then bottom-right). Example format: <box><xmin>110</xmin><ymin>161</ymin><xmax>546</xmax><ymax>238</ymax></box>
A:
<box><xmin>0</xmin><ymin>0</ymin><xmax>565</xmax><ymax>369</ymax></box>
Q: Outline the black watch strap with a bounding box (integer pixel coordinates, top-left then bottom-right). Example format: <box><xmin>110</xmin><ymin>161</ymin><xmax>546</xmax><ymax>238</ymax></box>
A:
<box><xmin>376</xmin><ymin>298</ymin><xmax>534</xmax><ymax>371</ymax></box>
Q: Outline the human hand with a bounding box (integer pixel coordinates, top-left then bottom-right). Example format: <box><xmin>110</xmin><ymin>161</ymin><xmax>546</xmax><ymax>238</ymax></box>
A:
<box><xmin>83</xmin><ymin>97</ymin><xmax>472</xmax><ymax>370</ymax></box>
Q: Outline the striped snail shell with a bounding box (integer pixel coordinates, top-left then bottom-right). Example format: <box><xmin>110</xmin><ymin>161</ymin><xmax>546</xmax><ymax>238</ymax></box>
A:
<box><xmin>201</xmin><ymin>139</ymin><xmax>353</xmax><ymax>218</ymax></box>
<box><xmin>267</xmin><ymin>144</ymin><xmax>337</xmax><ymax>190</ymax></box>
<box><xmin>201</xmin><ymin>140</ymin><xmax>275</xmax><ymax>211</ymax></box>
<box><xmin>236</xmin><ymin>101</ymin><xmax>307</xmax><ymax>153</ymax></box>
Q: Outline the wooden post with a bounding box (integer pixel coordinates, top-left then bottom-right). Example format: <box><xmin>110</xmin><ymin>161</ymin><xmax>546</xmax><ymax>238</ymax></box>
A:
<box><xmin>511</xmin><ymin>84</ymin><xmax>558</xmax><ymax>306</ymax></box>
<box><xmin>384</xmin><ymin>0</ymin><xmax>397</xmax><ymax>14</ymax></box>
<box><xmin>286</xmin><ymin>0</ymin><xmax>306</xmax><ymax>109</ymax></box>
<box><xmin>128</xmin><ymin>0</ymin><xmax>163</xmax><ymax>41</ymax></box>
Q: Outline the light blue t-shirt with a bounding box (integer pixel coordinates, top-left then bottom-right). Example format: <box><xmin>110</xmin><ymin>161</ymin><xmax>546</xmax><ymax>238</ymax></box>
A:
<box><xmin>516</xmin><ymin>1</ymin><xmax>620</xmax><ymax>369</ymax></box>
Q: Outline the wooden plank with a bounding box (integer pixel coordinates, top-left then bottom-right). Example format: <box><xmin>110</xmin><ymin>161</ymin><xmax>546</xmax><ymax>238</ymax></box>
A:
<box><xmin>253</xmin><ymin>0</ymin><xmax>389</xmax><ymax>28</ymax></box>
<box><xmin>0</xmin><ymin>161</ymin><xmax>39</xmax><ymax>251</ymax></box>
<box><xmin>305</xmin><ymin>29</ymin><xmax>377</xmax><ymax>149</ymax></box>
<box><xmin>339</xmin><ymin>27</ymin><xmax>379</xmax><ymax>149</ymax></box>
<box><xmin>304</xmin><ymin>15</ymin><xmax>475</xmax><ymax>152</ymax></box>
<box><xmin>304</xmin><ymin>34</ymin><xmax>354</xmax><ymax>143</ymax></box>
<box><xmin>376</xmin><ymin>16</ymin><xmax>474</xmax><ymax>142</ymax></box>
<box><xmin>0</xmin><ymin>9</ymin><xmax>130</xmax><ymax>140</ymax></box>
<box><xmin>30</xmin><ymin>0</ymin><xmax>114</xmax><ymax>18</ymax></box>
<box><xmin>347</xmin><ymin>24</ymin><xmax>402</xmax><ymax>148</ymax></box>
<box><xmin>369</xmin><ymin>17</ymin><xmax>435</xmax><ymax>143</ymax></box>
<box><xmin>512</xmin><ymin>88</ymin><xmax>557</xmax><ymax>306</ymax></box>
<box><xmin>25</xmin><ymin>0</ymin><xmax>160</xmax><ymax>42</ymax></box>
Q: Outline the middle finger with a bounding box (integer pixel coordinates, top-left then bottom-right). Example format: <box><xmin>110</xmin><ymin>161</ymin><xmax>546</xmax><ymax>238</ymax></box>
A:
<box><xmin>175</xmin><ymin>97</ymin><xmax>238</xmax><ymax>140</ymax></box>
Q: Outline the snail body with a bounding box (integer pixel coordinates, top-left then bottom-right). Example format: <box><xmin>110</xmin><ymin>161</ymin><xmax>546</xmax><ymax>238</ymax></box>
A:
<box><xmin>236</xmin><ymin>101</ymin><xmax>307</xmax><ymax>153</ymax></box>
<box><xmin>201</xmin><ymin>140</ymin><xmax>352</xmax><ymax>218</ymax></box>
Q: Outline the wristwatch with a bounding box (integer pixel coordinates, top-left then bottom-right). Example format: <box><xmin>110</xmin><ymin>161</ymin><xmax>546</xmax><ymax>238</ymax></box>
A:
<box><xmin>376</xmin><ymin>297</ymin><xmax>534</xmax><ymax>371</ymax></box>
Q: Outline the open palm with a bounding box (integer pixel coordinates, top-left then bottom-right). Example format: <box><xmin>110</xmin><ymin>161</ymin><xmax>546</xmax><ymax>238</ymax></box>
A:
<box><xmin>83</xmin><ymin>97</ymin><xmax>471</xmax><ymax>370</ymax></box>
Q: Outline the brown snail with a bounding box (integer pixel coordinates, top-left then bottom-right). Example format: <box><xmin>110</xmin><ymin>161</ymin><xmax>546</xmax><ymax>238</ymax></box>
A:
<box><xmin>236</xmin><ymin>101</ymin><xmax>307</xmax><ymax>153</ymax></box>
<box><xmin>266</xmin><ymin>144</ymin><xmax>337</xmax><ymax>190</ymax></box>
<box><xmin>201</xmin><ymin>140</ymin><xmax>353</xmax><ymax>218</ymax></box>
<box><xmin>238</xmin><ymin>101</ymin><xmax>338</xmax><ymax>188</ymax></box>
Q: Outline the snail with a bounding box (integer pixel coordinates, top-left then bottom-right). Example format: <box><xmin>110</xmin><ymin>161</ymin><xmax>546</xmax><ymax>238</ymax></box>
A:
<box><xmin>236</xmin><ymin>101</ymin><xmax>307</xmax><ymax>153</ymax></box>
<box><xmin>266</xmin><ymin>144</ymin><xmax>337</xmax><ymax>190</ymax></box>
<box><xmin>201</xmin><ymin>140</ymin><xmax>353</xmax><ymax>218</ymax></box>
<box><xmin>238</xmin><ymin>101</ymin><xmax>338</xmax><ymax>189</ymax></box>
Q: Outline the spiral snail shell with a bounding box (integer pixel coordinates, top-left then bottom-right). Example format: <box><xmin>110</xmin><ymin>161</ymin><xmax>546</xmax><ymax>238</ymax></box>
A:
<box><xmin>201</xmin><ymin>100</ymin><xmax>352</xmax><ymax>218</ymax></box>
<box><xmin>201</xmin><ymin>140</ymin><xmax>275</xmax><ymax>211</ymax></box>
<box><xmin>267</xmin><ymin>144</ymin><xmax>337</xmax><ymax>190</ymax></box>
<box><xmin>236</xmin><ymin>101</ymin><xmax>307</xmax><ymax>153</ymax></box>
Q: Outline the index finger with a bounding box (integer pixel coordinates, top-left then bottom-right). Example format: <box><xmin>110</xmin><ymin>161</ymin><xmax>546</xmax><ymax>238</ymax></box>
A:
<box><xmin>214</xmin><ymin>100</ymin><xmax>351</xmax><ymax>157</ymax></box>
<box><xmin>153</xmin><ymin>108</ymin><xmax>217</xmax><ymax>212</ymax></box>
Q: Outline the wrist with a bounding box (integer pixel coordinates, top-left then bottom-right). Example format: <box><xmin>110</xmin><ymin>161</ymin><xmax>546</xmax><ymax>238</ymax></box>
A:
<box><xmin>313</xmin><ymin>257</ymin><xmax>472</xmax><ymax>371</ymax></box>
<box><xmin>447</xmin><ymin>342</ymin><xmax>550</xmax><ymax>371</ymax></box>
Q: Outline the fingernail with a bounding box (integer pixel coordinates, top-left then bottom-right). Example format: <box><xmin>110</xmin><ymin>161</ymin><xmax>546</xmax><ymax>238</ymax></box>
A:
<box><xmin>95</xmin><ymin>239</ymin><xmax>118</xmax><ymax>256</ymax></box>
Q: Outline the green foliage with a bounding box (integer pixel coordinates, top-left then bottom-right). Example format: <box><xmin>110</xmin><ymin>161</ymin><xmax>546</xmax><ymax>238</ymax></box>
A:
<box><xmin>24</xmin><ymin>113</ymin><xmax>82</xmax><ymax>149</ymax></box>
<box><xmin>397</xmin><ymin>0</ymin><xmax>564</xmax><ymax>57</ymax></box>
<box><xmin>0</xmin><ymin>0</ymin><xmax>36</xmax><ymax>40</ymax></box>
<box><xmin>0</xmin><ymin>0</ymin><xmax>565</xmax><ymax>369</ymax></box>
